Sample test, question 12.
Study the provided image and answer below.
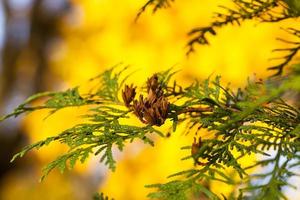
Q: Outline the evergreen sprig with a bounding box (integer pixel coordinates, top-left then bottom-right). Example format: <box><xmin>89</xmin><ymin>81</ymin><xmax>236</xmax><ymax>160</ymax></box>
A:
<box><xmin>138</xmin><ymin>0</ymin><xmax>300</xmax><ymax>76</ymax></box>
<box><xmin>269</xmin><ymin>28</ymin><xmax>300</xmax><ymax>75</ymax></box>
<box><xmin>147</xmin><ymin>69</ymin><xmax>300</xmax><ymax>199</ymax></box>
<box><xmin>186</xmin><ymin>0</ymin><xmax>296</xmax><ymax>55</ymax></box>
<box><xmin>6</xmin><ymin>66</ymin><xmax>166</xmax><ymax>181</ymax></box>
<box><xmin>136</xmin><ymin>0</ymin><xmax>174</xmax><ymax>20</ymax></box>
<box><xmin>3</xmin><ymin>65</ymin><xmax>300</xmax><ymax>199</ymax></box>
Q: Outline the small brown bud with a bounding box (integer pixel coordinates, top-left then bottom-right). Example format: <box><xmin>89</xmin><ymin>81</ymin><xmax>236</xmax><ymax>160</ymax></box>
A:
<box><xmin>191</xmin><ymin>137</ymin><xmax>206</xmax><ymax>166</ymax></box>
<box><xmin>147</xmin><ymin>74</ymin><xmax>160</xmax><ymax>93</ymax></box>
<box><xmin>122</xmin><ymin>84</ymin><xmax>136</xmax><ymax>107</ymax></box>
<box><xmin>191</xmin><ymin>137</ymin><xmax>202</xmax><ymax>156</ymax></box>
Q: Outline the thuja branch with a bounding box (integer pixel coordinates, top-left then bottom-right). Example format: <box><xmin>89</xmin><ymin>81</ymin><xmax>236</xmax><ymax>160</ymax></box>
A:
<box><xmin>177</xmin><ymin>107</ymin><xmax>213</xmax><ymax>115</ymax></box>
<box><xmin>137</xmin><ymin>0</ymin><xmax>300</xmax><ymax>76</ymax></box>
<box><xmin>185</xmin><ymin>0</ymin><xmax>300</xmax><ymax>76</ymax></box>
<box><xmin>136</xmin><ymin>0</ymin><xmax>174</xmax><ymax>20</ymax></box>
<box><xmin>187</xmin><ymin>0</ymin><xmax>290</xmax><ymax>54</ymax></box>
<box><xmin>4</xmin><ymin>66</ymin><xmax>166</xmax><ymax>177</ymax></box>
<box><xmin>2</xmin><ymin>66</ymin><xmax>300</xmax><ymax>199</ymax></box>
<box><xmin>146</xmin><ymin>68</ymin><xmax>300</xmax><ymax>199</ymax></box>
<box><xmin>269</xmin><ymin>28</ymin><xmax>300</xmax><ymax>75</ymax></box>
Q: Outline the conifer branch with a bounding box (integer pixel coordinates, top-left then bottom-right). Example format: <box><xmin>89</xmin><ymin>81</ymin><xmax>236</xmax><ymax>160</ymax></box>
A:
<box><xmin>136</xmin><ymin>0</ymin><xmax>174</xmax><ymax>21</ymax></box>
<box><xmin>269</xmin><ymin>28</ymin><xmax>300</xmax><ymax>76</ymax></box>
<box><xmin>137</xmin><ymin>0</ymin><xmax>300</xmax><ymax>76</ymax></box>
<box><xmin>2</xmin><ymin>66</ymin><xmax>300</xmax><ymax>198</ymax></box>
<box><xmin>187</xmin><ymin>0</ymin><xmax>288</xmax><ymax>54</ymax></box>
<box><xmin>145</xmin><ymin>67</ymin><xmax>300</xmax><ymax>199</ymax></box>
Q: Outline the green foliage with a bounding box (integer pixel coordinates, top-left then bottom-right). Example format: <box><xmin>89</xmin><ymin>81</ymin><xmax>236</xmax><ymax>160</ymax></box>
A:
<box><xmin>93</xmin><ymin>192</ymin><xmax>114</xmax><ymax>200</ymax></box>
<box><xmin>4</xmin><ymin>65</ymin><xmax>300</xmax><ymax>199</ymax></box>
<box><xmin>284</xmin><ymin>0</ymin><xmax>300</xmax><ymax>15</ymax></box>
<box><xmin>7</xmin><ymin>66</ymin><xmax>165</xmax><ymax>181</ymax></box>
<box><xmin>142</xmin><ymin>70</ymin><xmax>300</xmax><ymax>199</ymax></box>
<box><xmin>0</xmin><ymin>65</ymin><xmax>128</xmax><ymax>122</ymax></box>
<box><xmin>146</xmin><ymin>167</ymin><xmax>232</xmax><ymax>200</ymax></box>
<box><xmin>146</xmin><ymin>179</ymin><xmax>219</xmax><ymax>200</ymax></box>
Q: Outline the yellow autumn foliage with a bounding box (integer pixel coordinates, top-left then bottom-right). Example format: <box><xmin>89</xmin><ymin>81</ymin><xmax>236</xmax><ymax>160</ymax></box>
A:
<box><xmin>1</xmin><ymin>0</ymin><xmax>299</xmax><ymax>199</ymax></box>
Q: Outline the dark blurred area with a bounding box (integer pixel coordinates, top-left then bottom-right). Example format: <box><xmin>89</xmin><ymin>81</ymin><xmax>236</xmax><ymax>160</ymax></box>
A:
<box><xmin>0</xmin><ymin>0</ymin><xmax>69</xmax><ymax>175</ymax></box>
<box><xmin>0</xmin><ymin>1</ymin><xmax>96</xmax><ymax>199</ymax></box>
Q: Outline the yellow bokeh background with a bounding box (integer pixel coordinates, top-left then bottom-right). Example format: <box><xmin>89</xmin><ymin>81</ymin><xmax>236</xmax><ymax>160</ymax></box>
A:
<box><xmin>1</xmin><ymin>0</ymin><xmax>299</xmax><ymax>199</ymax></box>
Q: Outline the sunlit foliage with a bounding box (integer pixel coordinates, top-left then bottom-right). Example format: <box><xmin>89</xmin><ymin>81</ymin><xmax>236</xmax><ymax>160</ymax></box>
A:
<box><xmin>2</xmin><ymin>0</ymin><xmax>300</xmax><ymax>199</ymax></box>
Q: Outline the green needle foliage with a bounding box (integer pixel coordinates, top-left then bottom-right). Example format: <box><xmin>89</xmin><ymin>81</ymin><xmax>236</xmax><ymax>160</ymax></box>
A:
<box><xmin>93</xmin><ymin>192</ymin><xmax>114</xmax><ymax>200</ymax></box>
<box><xmin>1</xmin><ymin>0</ymin><xmax>300</xmax><ymax>199</ymax></box>
<box><xmin>147</xmin><ymin>68</ymin><xmax>300</xmax><ymax>199</ymax></box>
<box><xmin>139</xmin><ymin>0</ymin><xmax>300</xmax><ymax>74</ymax></box>
<box><xmin>4</xmin><ymin>66</ymin><xmax>165</xmax><ymax>181</ymax></box>
<box><xmin>3</xmin><ymin>65</ymin><xmax>300</xmax><ymax>199</ymax></box>
<box><xmin>136</xmin><ymin>0</ymin><xmax>174</xmax><ymax>20</ymax></box>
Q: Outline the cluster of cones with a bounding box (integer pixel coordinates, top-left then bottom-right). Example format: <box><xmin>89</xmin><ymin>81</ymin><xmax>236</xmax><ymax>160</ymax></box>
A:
<box><xmin>122</xmin><ymin>74</ymin><xmax>169</xmax><ymax>126</ymax></box>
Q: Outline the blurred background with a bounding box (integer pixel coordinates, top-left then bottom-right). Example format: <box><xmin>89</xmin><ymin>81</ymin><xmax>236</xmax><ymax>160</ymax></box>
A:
<box><xmin>0</xmin><ymin>0</ymin><xmax>298</xmax><ymax>199</ymax></box>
